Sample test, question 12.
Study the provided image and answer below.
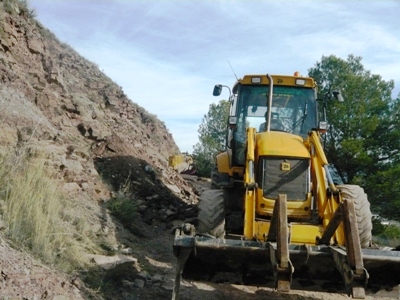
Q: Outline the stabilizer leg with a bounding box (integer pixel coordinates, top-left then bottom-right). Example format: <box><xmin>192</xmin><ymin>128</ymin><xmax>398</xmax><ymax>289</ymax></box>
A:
<box><xmin>328</xmin><ymin>200</ymin><xmax>368</xmax><ymax>299</ymax></box>
<box><xmin>172</xmin><ymin>247</ymin><xmax>192</xmax><ymax>300</ymax></box>
<box><xmin>267</xmin><ymin>194</ymin><xmax>294</xmax><ymax>292</ymax></box>
<box><xmin>172</xmin><ymin>224</ymin><xmax>195</xmax><ymax>300</ymax></box>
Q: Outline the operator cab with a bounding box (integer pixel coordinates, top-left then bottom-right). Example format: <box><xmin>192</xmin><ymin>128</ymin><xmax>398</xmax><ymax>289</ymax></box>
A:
<box><xmin>224</xmin><ymin>74</ymin><xmax>319</xmax><ymax>166</ymax></box>
<box><xmin>235</xmin><ymin>84</ymin><xmax>317</xmax><ymax>137</ymax></box>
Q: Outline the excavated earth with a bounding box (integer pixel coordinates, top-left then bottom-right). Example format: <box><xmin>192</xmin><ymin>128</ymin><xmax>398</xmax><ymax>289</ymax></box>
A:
<box><xmin>0</xmin><ymin>2</ymin><xmax>399</xmax><ymax>299</ymax></box>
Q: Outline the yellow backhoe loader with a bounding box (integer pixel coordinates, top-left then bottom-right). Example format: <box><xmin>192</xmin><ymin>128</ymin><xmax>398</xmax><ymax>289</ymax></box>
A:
<box><xmin>168</xmin><ymin>153</ymin><xmax>197</xmax><ymax>175</ymax></box>
<box><xmin>172</xmin><ymin>73</ymin><xmax>400</xmax><ymax>299</ymax></box>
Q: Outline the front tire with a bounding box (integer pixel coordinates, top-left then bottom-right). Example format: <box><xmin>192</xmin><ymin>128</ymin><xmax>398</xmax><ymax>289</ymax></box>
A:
<box><xmin>197</xmin><ymin>189</ymin><xmax>225</xmax><ymax>238</ymax></box>
<box><xmin>337</xmin><ymin>185</ymin><xmax>372</xmax><ymax>248</ymax></box>
<box><xmin>211</xmin><ymin>165</ymin><xmax>230</xmax><ymax>189</ymax></box>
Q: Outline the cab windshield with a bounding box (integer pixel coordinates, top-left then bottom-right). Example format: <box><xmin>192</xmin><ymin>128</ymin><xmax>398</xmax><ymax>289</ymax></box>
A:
<box><xmin>236</xmin><ymin>85</ymin><xmax>317</xmax><ymax>138</ymax></box>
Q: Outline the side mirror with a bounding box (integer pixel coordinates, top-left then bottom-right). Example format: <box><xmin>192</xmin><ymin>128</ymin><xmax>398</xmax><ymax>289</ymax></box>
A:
<box><xmin>228</xmin><ymin>116</ymin><xmax>237</xmax><ymax>125</ymax></box>
<box><xmin>318</xmin><ymin>121</ymin><xmax>328</xmax><ymax>134</ymax></box>
<box><xmin>332</xmin><ymin>91</ymin><xmax>344</xmax><ymax>102</ymax></box>
<box><xmin>213</xmin><ymin>84</ymin><xmax>222</xmax><ymax>96</ymax></box>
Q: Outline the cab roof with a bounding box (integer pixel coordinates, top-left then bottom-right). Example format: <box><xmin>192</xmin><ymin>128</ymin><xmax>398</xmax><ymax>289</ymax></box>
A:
<box><xmin>232</xmin><ymin>74</ymin><xmax>316</xmax><ymax>94</ymax></box>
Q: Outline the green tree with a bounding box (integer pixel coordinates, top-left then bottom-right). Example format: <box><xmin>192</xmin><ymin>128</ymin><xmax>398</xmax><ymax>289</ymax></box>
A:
<box><xmin>193</xmin><ymin>100</ymin><xmax>230</xmax><ymax>177</ymax></box>
<box><xmin>308</xmin><ymin>55</ymin><xmax>400</xmax><ymax>219</ymax></box>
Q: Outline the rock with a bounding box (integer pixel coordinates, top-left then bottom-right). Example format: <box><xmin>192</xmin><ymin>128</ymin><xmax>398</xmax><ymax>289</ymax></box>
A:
<box><xmin>63</xmin><ymin>182</ymin><xmax>81</xmax><ymax>193</ymax></box>
<box><xmin>122</xmin><ymin>280</ymin><xmax>135</xmax><ymax>288</ymax></box>
<box><xmin>27</xmin><ymin>38</ymin><xmax>44</xmax><ymax>54</ymax></box>
<box><xmin>181</xmin><ymin>174</ymin><xmax>198</xmax><ymax>182</ymax></box>
<box><xmin>151</xmin><ymin>274</ymin><xmax>164</xmax><ymax>284</ymax></box>
<box><xmin>80</xmin><ymin>182</ymin><xmax>89</xmax><ymax>190</ymax></box>
<box><xmin>165</xmin><ymin>184</ymin><xmax>181</xmax><ymax>194</ymax></box>
<box><xmin>144</xmin><ymin>165</ymin><xmax>154</xmax><ymax>174</ymax></box>
<box><xmin>61</xmin><ymin>158</ymin><xmax>84</xmax><ymax>173</ymax></box>
<box><xmin>71</xmin><ymin>278</ymin><xmax>83</xmax><ymax>289</ymax></box>
<box><xmin>146</xmin><ymin>194</ymin><xmax>159</xmax><ymax>201</ymax></box>
<box><xmin>165</xmin><ymin>209</ymin><xmax>175</xmax><ymax>217</ymax></box>
<box><xmin>134</xmin><ymin>278</ymin><xmax>146</xmax><ymax>289</ymax></box>
<box><xmin>87</xmin><ymin>254</ymin><xmax>137</xmax><ymax>270</ymax></box>
<box><xmin>136</xmin><ymin>271</ymin><xmax>150</xmax><ymax>281</ymax></box>
<box><xmin>161</xmin><ymin>279</ymin><xmax>174</xmax><ymax>291</ymax></box>
<box><xmin>2</xmin><ymin>21</ymin><xmax>17</xmax><ymax>38</ymax></box>
<box><xmin>52</xmin><ymin>296</ymin><xmax>70</xmax><ymax>300</ymax></box>
<box><xmin>138</xmin><ymin>205</ymin><xmax>147</xmax><ymax>213</ymax></box>
<box><xmin>103</xmin><ymin>261</ymin><xmax>139</xmax><ymax>285</ymax></box>
<box><xmin>120</xmin><ymin>247</ymin><xmax>133</xmax><ymax>254</ymax></box>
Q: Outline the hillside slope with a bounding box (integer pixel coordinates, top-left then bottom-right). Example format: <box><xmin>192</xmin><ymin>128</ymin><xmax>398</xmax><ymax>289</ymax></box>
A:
<box><xmin>0</xmin><ymin>1</ymin><xmax>198</xmax><ymax>299</ymax></box>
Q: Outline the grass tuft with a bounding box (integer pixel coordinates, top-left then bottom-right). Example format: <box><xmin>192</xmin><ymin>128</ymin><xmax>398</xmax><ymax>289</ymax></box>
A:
<box><xmin>0</xmin><ymin>149</ymin><xmax>98</xmax><ymax>272</ymax></box>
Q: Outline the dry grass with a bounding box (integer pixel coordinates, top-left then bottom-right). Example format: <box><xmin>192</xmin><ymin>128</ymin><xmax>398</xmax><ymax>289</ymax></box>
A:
<box><xmin>0</xmin><ymin>148</ymin><xmax>99</xmax><ymax>272</ymax></box>
<box><xmin>1</xmin><ymin>0</ymin><xmax>36</xmax><ymax>18</ymax></box>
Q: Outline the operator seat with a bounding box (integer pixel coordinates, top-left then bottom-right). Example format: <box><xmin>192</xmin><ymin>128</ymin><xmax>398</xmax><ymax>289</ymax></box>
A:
<box><xmin>259</xmin><ymin>113</ymin><xmax>284</xmax><ymax>131</ymax></box>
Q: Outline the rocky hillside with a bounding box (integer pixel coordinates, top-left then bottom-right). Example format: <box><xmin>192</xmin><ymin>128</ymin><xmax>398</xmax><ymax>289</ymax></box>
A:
<box><xmin>1</xmin><ymin>1</ymin><xmax>181</xmax><ymax>173</ymax></box>
<box><xmin>0</xmin><ymin>1</ymin><xmax>199</xmax><ymax>299</ymax></box>
<box><xmin>0</xmin><ymin>1</ymin><xmax>197</xmax><ymax>214</ymax></box>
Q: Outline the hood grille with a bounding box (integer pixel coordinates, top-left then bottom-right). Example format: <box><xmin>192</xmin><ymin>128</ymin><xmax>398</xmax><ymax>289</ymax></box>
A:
<box><xmin>259</xmin><ymin>158</ymin><xmax>309</xmax><ymax>201</ymax></box>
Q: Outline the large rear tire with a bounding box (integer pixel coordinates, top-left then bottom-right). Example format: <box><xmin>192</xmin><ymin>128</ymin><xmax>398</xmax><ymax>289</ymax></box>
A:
<box><xmin>337</xmin><ymin>185</ymin><xmax>372</xmax><ymax>248</ymax></box>
<box><xmin>198</xmin><ymin>189</ymin><xmax>225</xmax><ymax>238</ymax></box>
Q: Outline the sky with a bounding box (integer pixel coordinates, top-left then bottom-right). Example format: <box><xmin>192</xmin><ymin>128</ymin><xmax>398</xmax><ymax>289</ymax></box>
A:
<box><xmin>28</xmin><ymin>0</ymin><xmax>400</xmax><ymax>153</ymax></box>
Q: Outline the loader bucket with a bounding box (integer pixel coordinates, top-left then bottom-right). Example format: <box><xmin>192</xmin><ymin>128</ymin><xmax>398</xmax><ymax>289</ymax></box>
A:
<box><xmin>172</xmin><ymin>226</ymin><xmax>400</xmax><ymax>299</ymax></box>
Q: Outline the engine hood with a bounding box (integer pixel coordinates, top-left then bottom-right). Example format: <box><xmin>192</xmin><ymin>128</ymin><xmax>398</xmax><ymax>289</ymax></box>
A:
<box><xmin>256</xmin><ymin>131</ymin><xmax>310</xmax><ymax>158</ymax></box>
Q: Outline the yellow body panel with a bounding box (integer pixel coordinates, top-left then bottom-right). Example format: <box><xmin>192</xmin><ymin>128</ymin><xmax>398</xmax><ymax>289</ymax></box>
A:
<box><xmin>216</xmin><ymin>151</ymin><xmax>244</xmax><ymax>177</ymax></box>
<box><xmin>256</xmin><ymin>188</ymin><xmax>312</xmax><ymax>218</ymax></box>
<box><xmin>256</xmin><ymin>131</ymin><xmax>310</xmax><ymax>158</ymax></box>
<box><xmin>215</xmin><ymin>152</ymin><xmax>230</xmax><ymax>173</ymax></box>
<box><xmin>290</xmin><ymin>224</ymin><xmax>322</xmax><ymax>245</ymax></box>
<box><xmin>254</xmin><ymin>219</ymin><xmax>322</xmax><ymax>245</ymax></box>
<box><xmin>168</xmin><ymin>155</ymin><xmax>186</xmax><ymax>168</ymax></box>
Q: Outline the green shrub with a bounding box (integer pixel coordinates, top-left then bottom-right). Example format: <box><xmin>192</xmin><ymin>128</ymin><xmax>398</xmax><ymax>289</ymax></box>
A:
<box><xmin>106</xmin><ymin>195</ymin><xmax>137</xmax><ymax>230</ymax></box>
<box><xmin>372</xmin><ymin>216</ymin><xmax>386</xmax><ymax>235</ymax></box>
<box><xmin>381</xmin><ymin>224</ymin><xmax>400</xmax><ymax>239</ymax></box>
<box><xmin>372</xmin><ymin>219</ymin><xmax>400</xmax><ymax>248</ymax></box>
